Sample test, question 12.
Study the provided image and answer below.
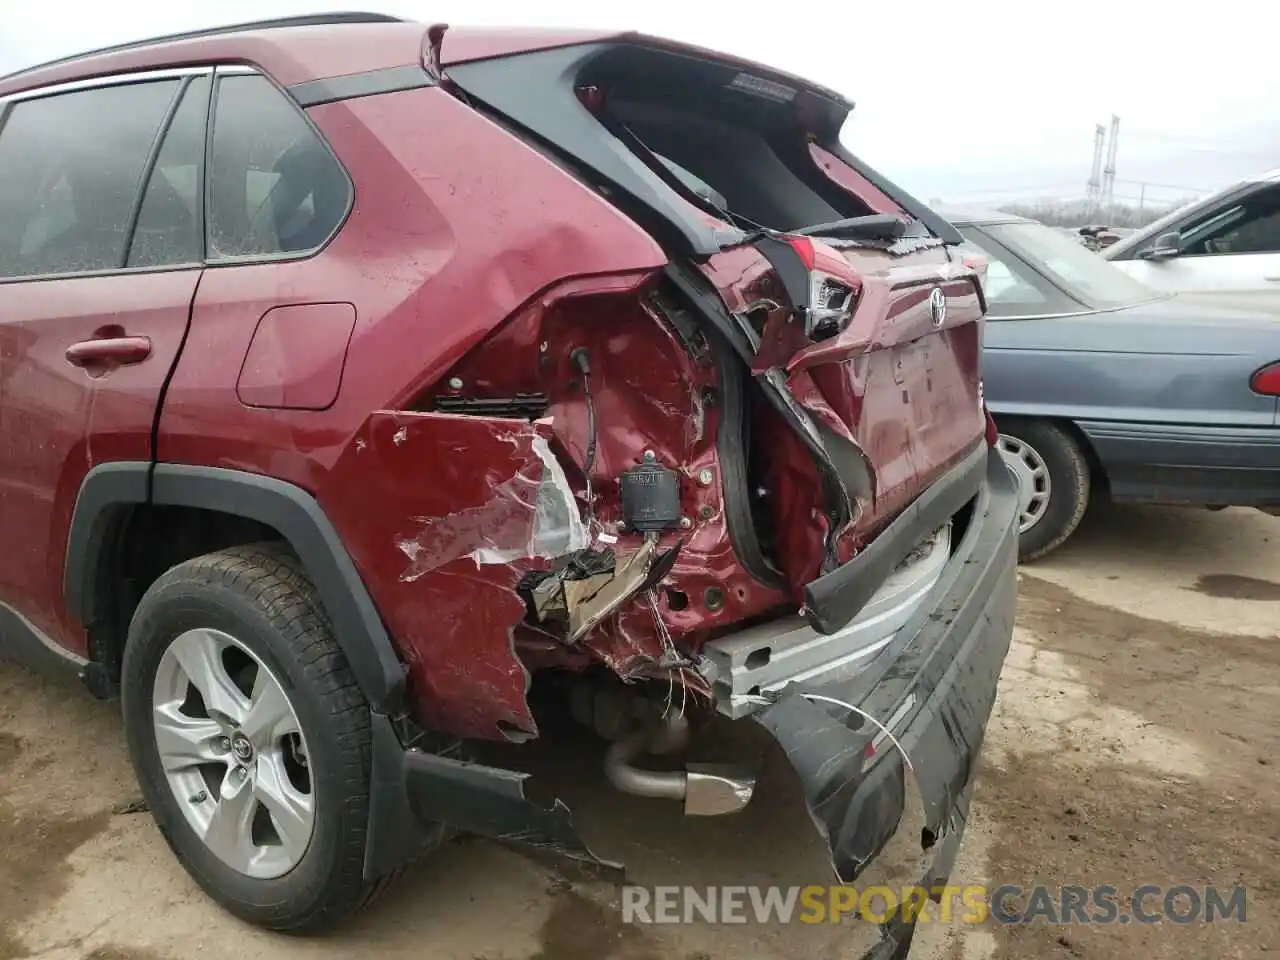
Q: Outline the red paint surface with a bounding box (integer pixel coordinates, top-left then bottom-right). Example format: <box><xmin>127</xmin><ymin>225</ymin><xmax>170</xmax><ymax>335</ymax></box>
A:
<box><xmin>808</xmin><ymin>143</ymin><xmax>905</xmax><ymax>217</ymax></box>
<box><xmin>236</xmin><ymin>302</ymin><xmax>356</xmax><ymax>411</ymax></box>
<box><xmin>158</xmin><ymin>85</ymin><xmax>665</xmax><ymax>486</ymax></box>
<box><xmin>0</xmin><ymin>270</ymin><xmax>198</xmax><ymax>651</ymax></box>
<box><xmin>153</xmin><ymin>83</ymin><xmax>980</xmax><ymax>740</ymax></box>
<box><xmin>437</xmin><ymin>273</ymin><xmax>794</xmax><ymax>691</ymax></box>
<box><xmin>156</xmin><ymin>87</ymin><xmax>668</xmax><ymax>737</ymax></box>
<box><xmin>700</xmin><ymin>243</ymin><xmax>985</xmax><ymax>559</ymax></box>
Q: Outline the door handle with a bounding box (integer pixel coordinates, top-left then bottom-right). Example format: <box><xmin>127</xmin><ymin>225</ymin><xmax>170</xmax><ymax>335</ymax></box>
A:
<box><xmin>65</xmin><ymin>336</ymin><xmax>152</xmax><ymax>368</ymax></box>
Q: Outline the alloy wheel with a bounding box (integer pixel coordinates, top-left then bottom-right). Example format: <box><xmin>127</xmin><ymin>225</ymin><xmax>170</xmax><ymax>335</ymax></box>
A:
<box><xmin>152</xmin><ymin>628</ymin><xmax>315</xmax><ymax>879</ymax></box>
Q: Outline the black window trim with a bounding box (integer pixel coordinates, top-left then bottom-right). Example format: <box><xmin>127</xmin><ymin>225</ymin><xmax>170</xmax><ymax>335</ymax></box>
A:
<box><xmin>0</xmin><ymin>63</ymin><xmax>355</xmax><ymax>285</ymax></box>
<box><xmin>1113</xmin><ymin>181</ymin><xmax>1270</xmax><ymax>261</ymax></box>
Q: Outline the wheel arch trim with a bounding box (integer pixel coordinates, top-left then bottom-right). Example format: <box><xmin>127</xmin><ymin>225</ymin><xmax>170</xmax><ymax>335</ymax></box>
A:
<box><xmin>64</xmin><ymin>462</ymin><xmax>407</xmax><ymax>713</ymax></box>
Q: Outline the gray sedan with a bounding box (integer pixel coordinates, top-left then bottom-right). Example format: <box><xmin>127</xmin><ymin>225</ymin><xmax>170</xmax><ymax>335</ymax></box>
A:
<box><xmin>943</xmin><ymin>209</ymin><xmax>1280</xmax><ymax>559</ymax></box>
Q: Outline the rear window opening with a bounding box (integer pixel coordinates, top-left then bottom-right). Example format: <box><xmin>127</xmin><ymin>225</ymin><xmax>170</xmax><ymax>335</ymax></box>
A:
<box><xmin>575</xmin><ymin>44</ymin><xmax>902</xmax><ymax>234</ymax></box>
<box><xmin>448</xmin><ymin>38</ymin><xmax>962</xmax><ymax>255</ymax></box>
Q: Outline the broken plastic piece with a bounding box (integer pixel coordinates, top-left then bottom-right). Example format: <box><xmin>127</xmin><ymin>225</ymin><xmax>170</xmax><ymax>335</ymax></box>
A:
<box><xmin>523</xmin><ymin>548</ymin><xmax>617</xmax><ymax>624</ymax></box>
<box><xmin>403</xmin><ymin>746</ymin><xmax>622</xmax><ymax>880</ymax></box>
<box><xmin>569</xmin><ymin>536</ymin><xmax>658</xmax><ymax>642</ymax></box>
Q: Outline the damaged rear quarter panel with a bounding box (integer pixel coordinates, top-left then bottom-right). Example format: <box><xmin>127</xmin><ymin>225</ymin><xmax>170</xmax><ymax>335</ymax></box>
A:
<box><xmin>318</xmin><ymin>411</ymin><xmax>578</xmax><ymax>740</ymax></box>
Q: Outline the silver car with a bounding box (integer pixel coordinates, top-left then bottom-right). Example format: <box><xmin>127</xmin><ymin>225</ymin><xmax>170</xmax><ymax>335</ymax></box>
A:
<box><xmin>944</xmin><ymin>208</ymin><xmax>1280</xmax><ymax>559</ymax></box>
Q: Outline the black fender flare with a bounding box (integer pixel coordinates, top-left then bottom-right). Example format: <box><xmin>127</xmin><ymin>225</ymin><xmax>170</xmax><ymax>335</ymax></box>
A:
<box><xmin>64</xmin><ymin>462</ymin><xmax>407</xmax><ymax>714</ymax></box>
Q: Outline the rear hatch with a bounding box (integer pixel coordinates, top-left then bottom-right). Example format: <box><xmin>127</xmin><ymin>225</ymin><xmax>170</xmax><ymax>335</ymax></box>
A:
<box><xmin>443</xmin><ymin>34</ymin><xmax>987</xmax><ymax>618</ymax></box>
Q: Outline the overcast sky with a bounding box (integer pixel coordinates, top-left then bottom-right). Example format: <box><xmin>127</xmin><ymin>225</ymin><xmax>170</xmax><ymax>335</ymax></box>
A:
<box><xmin>2</xmin><ymin>0</ymin><xmax>1275</xmax><ymax>207</ymax></box>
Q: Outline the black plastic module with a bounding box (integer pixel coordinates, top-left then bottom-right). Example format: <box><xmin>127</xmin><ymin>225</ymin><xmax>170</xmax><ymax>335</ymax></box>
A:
<box><xmin>619</xmin><ymin>462</ymin><xmax>681</xmax><ymax>533</ymax></box>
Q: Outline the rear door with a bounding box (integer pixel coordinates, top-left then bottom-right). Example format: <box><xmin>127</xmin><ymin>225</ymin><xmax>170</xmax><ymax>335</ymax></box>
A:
<box><xmin>0</xmin><ymin>72</ymin><xmax>207</xmax><ymax>652</ymax></box>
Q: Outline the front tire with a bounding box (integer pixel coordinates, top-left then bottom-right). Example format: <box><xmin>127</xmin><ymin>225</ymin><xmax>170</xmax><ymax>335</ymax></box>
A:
<box><xmin>996</xmin><ymin>421</ymin><xmax>1091</xmax><ymax>561</ymax></box>
<box><xmin>121</xmin><ymin>544</ymin><xmax>383</xmax><ymax>932</ymax></box>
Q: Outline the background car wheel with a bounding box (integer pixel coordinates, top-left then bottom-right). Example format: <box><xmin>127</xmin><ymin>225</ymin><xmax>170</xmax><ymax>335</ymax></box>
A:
<box><xmin>122</xmin><ymin>543</ymin><xmax>393</xmax><ymax>932</ymax></box>
<box><xmin>996</xmin><ymin>421</ymin><xmax>1091</xmax><ymax>561</ymax></box>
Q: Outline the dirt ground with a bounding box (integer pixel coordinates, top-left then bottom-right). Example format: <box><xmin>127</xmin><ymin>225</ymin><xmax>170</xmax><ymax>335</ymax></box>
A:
<box><xmin>1</xmin><ymin>502</ymin><xmax>1277</xmax><ymax>960</ymax></box>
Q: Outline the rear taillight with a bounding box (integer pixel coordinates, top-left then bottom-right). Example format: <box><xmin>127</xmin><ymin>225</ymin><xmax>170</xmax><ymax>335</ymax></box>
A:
<box><xmin>782</xmin><ymin>236</ymin><xmax>860</xmax><ymax>342</ymax></box>
<box><xmin>1251</xmin><ymin>361</ymin><xmax>1280</xmax><ymax>396</ymax></box>
<box><xmin>784</xmin><ymin>235</ymin><xmax>817</xmax><ymax>270</ymax></box>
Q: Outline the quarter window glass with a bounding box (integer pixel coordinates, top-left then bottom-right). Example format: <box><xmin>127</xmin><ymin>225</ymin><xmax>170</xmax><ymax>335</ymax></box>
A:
<box><xmin>0</xmin><ymin>81</ymin><xmax>180</xmax><ymax>279</ymax></box>
<box><xmin>128</xmin><ymin>76</ymin><xmax>210</xmax><ymax>269</ymax></box>
<box><xmin>206</xmin><ymin>74</ymin><xmax>350</xmax><ymax>259</ymax></box>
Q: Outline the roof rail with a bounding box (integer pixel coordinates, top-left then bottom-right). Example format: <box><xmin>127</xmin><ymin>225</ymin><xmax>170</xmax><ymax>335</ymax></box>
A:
<box><xmin>1</xmin><ymin>12</ymin><xmax>408</xmax><ymax>82</ymax></box>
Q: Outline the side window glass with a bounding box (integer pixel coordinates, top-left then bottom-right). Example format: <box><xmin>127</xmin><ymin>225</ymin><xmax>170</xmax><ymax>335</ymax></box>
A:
<box><xmin>1182</xmin><ymin>185</ymin><xmax>1280</xmax><ymax>256</ymax></box>
<box><xmin>206</xmin><ymin>74</ymin><xmax>351</xmax><ymax>260</ymax></box>
<box><xmin>1226</xmin><ymin>208</ymin><xmax>1280</xmax><ymax>254</ymax></box>
<box><xmin>0</xmin><ymin>80</ymin><xmax>180</xmax><ymax>279</ymax></box>
<box><xmin>128</xmin><ymin>76</ymin><xmax>210</xmax><ymax>269</ymax></box>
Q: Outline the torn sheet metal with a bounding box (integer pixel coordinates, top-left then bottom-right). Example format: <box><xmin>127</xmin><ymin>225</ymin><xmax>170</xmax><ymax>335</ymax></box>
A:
<box><xmin>319</xmin><ymin>411</ymin><xmax>589</xmax><ymax>741</ymax></box>
<box><xmin>429</xmin><ymin>276</ymin><xmax>797</xmax><ymax>685</ymax></box>
<box><xmin>397</xmin><ymin>433</ymin><xmax>588</xmax><ymax>578</ymax></box>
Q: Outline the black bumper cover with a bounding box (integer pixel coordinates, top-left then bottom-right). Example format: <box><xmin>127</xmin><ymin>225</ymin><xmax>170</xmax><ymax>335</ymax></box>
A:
<box><xmin>760</xmin><ymin>447</ymin><xmax>1018</xmax><ymax>881</ymax></box>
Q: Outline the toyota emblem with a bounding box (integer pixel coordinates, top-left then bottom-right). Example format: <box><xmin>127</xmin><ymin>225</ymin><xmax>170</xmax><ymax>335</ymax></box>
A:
<box><xmin>929</xmin><ymin>287</ymin><xmax>947</xmax><ymax>328</ymax></box>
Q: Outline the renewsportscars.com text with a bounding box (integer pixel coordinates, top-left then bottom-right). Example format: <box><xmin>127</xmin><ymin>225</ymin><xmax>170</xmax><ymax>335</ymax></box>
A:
<box><xmin>622</xmin><ymin>884</ymin><xmax>1247</xmax><ymax>926</ymax></box>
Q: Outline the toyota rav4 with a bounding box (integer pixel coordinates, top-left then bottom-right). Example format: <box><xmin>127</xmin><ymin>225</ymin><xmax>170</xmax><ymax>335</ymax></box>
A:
<box><xmin>0</xmin><ymin>13</ymin><xmax>1017</xmax><ymax>956</ymax></box>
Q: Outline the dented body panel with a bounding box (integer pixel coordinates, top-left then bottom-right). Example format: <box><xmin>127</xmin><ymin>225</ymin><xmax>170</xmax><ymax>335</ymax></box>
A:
<box><xmin>320</xmin><ymin>412</ymin><xmax>573</xmax><ymax>739</ymax></box>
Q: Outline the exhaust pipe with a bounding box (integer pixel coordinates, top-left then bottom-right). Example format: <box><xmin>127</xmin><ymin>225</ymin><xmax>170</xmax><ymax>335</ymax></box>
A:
<box><xmin>603</xmin><ymin>714</ymin><xmax>756</xmax><ymax>816</ymax></box>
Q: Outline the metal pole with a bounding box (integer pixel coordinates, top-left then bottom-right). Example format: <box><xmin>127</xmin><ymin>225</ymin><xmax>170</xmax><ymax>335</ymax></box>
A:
<box><xmin>1102</xmin><ymin>115</ymin><xmax>1120</xmax><ymax>208</ymax></box>
<box><xmin>1087</xmin><ymin>124</ymin><xmax>1105</xmax><ymax>216</ymax></box>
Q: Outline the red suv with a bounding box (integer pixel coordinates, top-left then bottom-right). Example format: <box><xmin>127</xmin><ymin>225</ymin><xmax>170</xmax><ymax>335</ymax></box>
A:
<box><xmin>0</xmin><ymin>13</ymin><xmax>1017</xmax><ymax>953</ymax></box>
